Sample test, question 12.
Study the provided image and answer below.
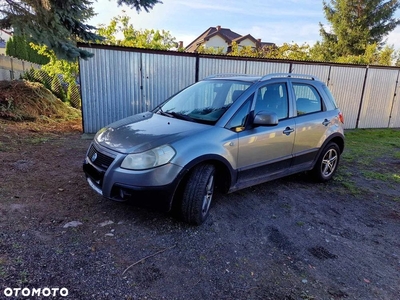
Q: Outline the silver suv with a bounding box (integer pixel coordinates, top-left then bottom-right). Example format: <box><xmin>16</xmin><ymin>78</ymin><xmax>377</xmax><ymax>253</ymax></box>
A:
<box><xmin>83</xmin><ymin>73</ymin><xmax>345</xmax><ymax>225</ymax></box>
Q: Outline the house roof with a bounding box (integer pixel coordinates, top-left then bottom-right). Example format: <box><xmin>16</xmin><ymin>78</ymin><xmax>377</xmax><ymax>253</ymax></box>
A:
<box><xmin>185</xmin><ymin>26</ymin><xmax>242</xmax><ymax>52</ymax></box>
<box><xmin>0</xmin><ymin>29</ymin><xmax>12</xmax><ymax>46</ymax></box>
<box><xmin>184</xmin><ymin>26</ymin><xmax>275</xmax><ymax>52</ymax></box>
<box><xmin>0</xmin><ymin>29</ymin><xmax>12</xmax><ymax>36</ymax></box>
<box><xmin>232</xmin><ymin>34</ymin><xmax>260</xmax><ymax>47</ymax></box>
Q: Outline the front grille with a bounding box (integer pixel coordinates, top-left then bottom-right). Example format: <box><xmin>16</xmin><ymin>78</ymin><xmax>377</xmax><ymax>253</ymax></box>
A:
<box><xmin>87</xmin><ymin>144</ymin><xmax>114</xmax><ymax>169</ymax></box>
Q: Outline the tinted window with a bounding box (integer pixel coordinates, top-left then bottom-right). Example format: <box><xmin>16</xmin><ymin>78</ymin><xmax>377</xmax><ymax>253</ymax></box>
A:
<box><xmin>254</xmin><ymin>83</ymin><xmax>289</xmax><ymax>120</ymax></box>
<box><xmin>293</xmin><ymin>83</ymin><xmax>323</xmax><ymax>115</ymax></box>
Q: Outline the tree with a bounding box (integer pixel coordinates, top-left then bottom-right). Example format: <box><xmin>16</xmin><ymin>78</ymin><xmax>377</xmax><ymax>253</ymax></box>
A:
<box><xmin>96</xmin><ymin>15</ymin><xmax>177</xmax><ymax>50</ymax></box>
<box><xmin>6</xmin><ymin>35</ymin><xmax>49</xmax><ymax>64</ymax></box>
<box><xmin>260</xmin><ymin>43</ymin><xmax>313</xmax><ymax>61</ymax></box>
<box><xmin>30</xmin><ymin>43</ymin><xmax>79</xmax><ymax>86</ymax></box>
<box><xmin>320</xmin><ymin>0</ymin><xmax>400</xmax><ymax>57</ymax></box>
<box><xmin>0</xmin><ymin>0</ymin><xmax>162</xmax><ymax>61</ymax></box>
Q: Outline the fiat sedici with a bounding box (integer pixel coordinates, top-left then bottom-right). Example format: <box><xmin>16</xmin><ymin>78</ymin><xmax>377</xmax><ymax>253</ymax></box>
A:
<box><xmin>83</xmin><ymin>73</ymin><xmax>345</xmax><ymax>225</ymax></box>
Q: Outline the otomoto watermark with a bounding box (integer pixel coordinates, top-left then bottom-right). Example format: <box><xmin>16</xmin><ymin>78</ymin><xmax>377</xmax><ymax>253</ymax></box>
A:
<box><xmin>3</xmin><ymin>287</ymin><xmax>68</xmax><ymax>297</ymax></box>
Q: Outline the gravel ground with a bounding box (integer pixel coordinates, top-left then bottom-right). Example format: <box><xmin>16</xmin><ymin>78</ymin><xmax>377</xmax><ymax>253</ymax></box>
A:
<box><xmin>0</xmin><ymin>121</ymin><xmax>399</xmax><ymax>300</ymax></box>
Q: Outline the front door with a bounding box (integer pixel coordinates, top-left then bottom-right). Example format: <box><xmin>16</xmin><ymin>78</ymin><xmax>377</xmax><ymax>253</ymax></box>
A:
<box><xmin>236</xmin><ymin>82</ymin><xmax>295</xmax><ymax>184</ymax></box>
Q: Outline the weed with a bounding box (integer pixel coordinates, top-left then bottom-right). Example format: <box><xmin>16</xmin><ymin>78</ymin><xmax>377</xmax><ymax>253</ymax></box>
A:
<box><xmin>18</xmin><ymin>270</ymin><xmax>29</xmax><ymax>284</ymax></box>
<box><xmin>341</xmin><ymin>181</ymin><xmax>362</xmax><ymax>196</ymax></box>
<box><xmin>0</xmin><ymin>266</ymin><xmax>6</xmax><ymax>279</ymax></box>
<box><xmin>28</xmin><ymin>137</ymin><xmax>50</xmax><ymax>145</ymax></box>
<box><xmin>339</xmin><ymin>129</ymin><xmax>400</xmax><ymax>194</ymax></box>
<box><xmin>362</xmin><ymin>171</ymin><xmax>400</xmax><ymax>183</ymax></box>
<box><xmin>394</xmin><ymin>174</ymin><xmax>400</xmax><ymax>182</ymax></box>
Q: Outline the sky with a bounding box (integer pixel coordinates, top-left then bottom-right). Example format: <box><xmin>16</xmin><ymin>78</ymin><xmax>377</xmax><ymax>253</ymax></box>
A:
<box><xmin>89</xmin><ymin>0</ymin><xmax>400</xmax><ymax>50</ymax></box>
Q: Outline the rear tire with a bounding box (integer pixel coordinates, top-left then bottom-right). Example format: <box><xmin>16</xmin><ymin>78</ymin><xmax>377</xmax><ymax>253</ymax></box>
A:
<box><xmin>181</xmin><ymin>164</ymin><xmax>215</xmax><ymax>225</ymax></box>
<box><xmin>312</xmin><ymin>143</ymin><xmax>340</xmax><ymax>182</ymax></box>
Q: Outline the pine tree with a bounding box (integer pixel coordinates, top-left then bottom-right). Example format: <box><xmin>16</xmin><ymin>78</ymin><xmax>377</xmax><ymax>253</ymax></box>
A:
<box><xmin>6</xmin><ymin>35</ymin><xmax>50</xmax><ymax>64</ymax></box>
<box><xmin>320</xmin><ymin>0</ymin><xmax>400</xmax><ymax>57</ymax></box>
<box><xmin>0</xmin><ymin>0</ymin><xmax>161</xmax><ymax>61</ymax></box>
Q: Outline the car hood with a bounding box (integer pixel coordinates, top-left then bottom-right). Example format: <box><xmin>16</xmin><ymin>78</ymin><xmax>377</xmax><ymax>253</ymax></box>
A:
<box><xmin>95</xmin><ymin>112</ymin><xmax>210</xmax><ymax>154</ymax></box>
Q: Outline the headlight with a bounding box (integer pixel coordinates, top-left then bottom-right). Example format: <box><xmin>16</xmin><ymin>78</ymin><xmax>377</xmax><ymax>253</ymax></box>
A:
<box><xmin>121</xmin><ymin>145</ymin><xmax>176</xmax><ymax>170</ymax></box>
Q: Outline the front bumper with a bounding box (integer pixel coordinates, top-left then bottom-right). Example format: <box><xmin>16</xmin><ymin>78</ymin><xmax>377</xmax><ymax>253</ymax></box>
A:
<box><xmin>83</xmin><ymin>143</ymin><xmax>185</xmax><ymax>211</ymax></box>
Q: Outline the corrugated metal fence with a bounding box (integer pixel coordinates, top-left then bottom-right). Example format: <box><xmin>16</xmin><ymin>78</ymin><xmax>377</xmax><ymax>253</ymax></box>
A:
<box><xmin>78</xmin><ymin>44</ymin><xmax>400</xmax><ymax>133</ymax></box>
<box><xmin>0</xmin><ymin>55</ymin><xmax>41</xmax><ymax>80</ymax></box>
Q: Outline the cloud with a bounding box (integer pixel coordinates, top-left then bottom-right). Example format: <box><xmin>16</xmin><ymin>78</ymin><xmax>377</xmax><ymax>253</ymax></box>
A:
<box><xmin>386</xmin><ymin>28</ymin><xmax>400</xmax><ymax>50</ymax></box>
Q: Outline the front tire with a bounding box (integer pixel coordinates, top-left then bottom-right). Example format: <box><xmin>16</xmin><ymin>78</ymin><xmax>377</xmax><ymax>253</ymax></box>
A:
<box><xmin>312</xmin><ymin>143</ymin><xmax>340</xmax><ymax>182</ymax></box>
<box><xmin>181</xmin><ymin>164</ymin><xmax>215</xmax><ymax>225</ymax></box>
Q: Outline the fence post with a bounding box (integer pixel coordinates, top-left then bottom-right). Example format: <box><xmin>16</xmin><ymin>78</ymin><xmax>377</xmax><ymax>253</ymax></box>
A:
<box><xmin>9</xmin><ymin>57</ymin><xmax>14</xmax><ymax>80</ymax></box>
<box><xmin>326</xmin><ymin>66</ymin><xmax>332</xmax><ymax>86</ymax></box>
<box><xmin>195</xmin><ymin>54</ymin><xmax>200</xmax><ymax>82</ymax></box>
<box><xmin>355</xmin><ymin>66</ymin><xmax>369</xmax><ymax>129</ymax></box>
<box><xmin>388</xmin><ymin>70</ymin><xmax>400</xmax><ymax>128</ymax></box>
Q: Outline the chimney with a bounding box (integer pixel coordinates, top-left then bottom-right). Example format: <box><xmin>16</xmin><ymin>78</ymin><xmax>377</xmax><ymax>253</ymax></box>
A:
<box><xmin>178</xmin><ymin>41</ymin><xmax>183</xmax><ymax>49</ymax></box>
<box><xmin>216</xmin><ymin>25</ymin><xmax>221</xmax><ymax>31</ymax></box>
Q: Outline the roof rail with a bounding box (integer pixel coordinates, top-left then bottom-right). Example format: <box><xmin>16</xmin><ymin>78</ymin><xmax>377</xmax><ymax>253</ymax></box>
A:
<box><xmin>260</xmin><ymin>73</ymin><xmax>321</xmax><ymax>81</ymax></box>
<box><xmin>204</xmin><ymin>73</ymin><xmax>252</xmax><ymax>79</ymax></box>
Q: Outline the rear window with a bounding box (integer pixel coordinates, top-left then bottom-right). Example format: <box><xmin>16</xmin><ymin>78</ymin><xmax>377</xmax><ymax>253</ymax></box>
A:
<box><xmin>322</xmin><ymin>85</ymin><xmax>338</xmax><ymax>110</ymax></box>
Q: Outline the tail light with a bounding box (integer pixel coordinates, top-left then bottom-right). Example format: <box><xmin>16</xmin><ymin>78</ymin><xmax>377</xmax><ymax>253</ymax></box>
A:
<box><xmin>338</xmin><ymin>112</ymin><xmax>344</xmax><ymax>124</ymax></box>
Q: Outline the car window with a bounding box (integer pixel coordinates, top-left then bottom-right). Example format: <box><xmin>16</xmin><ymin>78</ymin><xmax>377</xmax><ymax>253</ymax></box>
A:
<box><xmin>226</xmin><ymin>95</ymin><xmax>252</xmax><ymax>132</ymax></box>
<box><xmin>322</xmin><ymin>84</ymin><xmax>338</xmax><ymax>110</ymax></box>
<box><xmin>160</xmin><ymin>80</ymin><xmax>251</xmax><ymax>124</ymax></box>
<box><xmin>293</xmin><ymin>83</ymin><xmax>323</xmax><ymax>115</ymax></box>
<box><xmin>254</xmin><ymin>83</ymin><xmax>288</xmax><ymax>120</ymax></box>
<box><xmin>225</xmin><ymin>83</ymin><xmax>250</xmax><ymax>105</ymax></box>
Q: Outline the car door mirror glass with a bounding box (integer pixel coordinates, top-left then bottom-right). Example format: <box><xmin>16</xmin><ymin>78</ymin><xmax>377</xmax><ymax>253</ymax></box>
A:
<box><xmin>253</xmin><ymin>111</ymin><xmax>279</xmax><ymax>126</ymax></box>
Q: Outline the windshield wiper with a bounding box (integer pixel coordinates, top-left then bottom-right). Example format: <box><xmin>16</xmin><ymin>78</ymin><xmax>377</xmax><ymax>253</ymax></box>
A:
<box><xmin>170</xmin><ymin>112</ymin><xmax>195</xmax><ymax>122</ymax></box>
<box><xmin>157</xmin><ymin>109</ymin><xmax>196</xmax><ymax>122</ymax></box>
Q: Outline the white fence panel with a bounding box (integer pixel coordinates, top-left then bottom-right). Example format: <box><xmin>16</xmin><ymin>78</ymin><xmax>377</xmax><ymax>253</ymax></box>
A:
<box><xmin>80</xmin><ymin>47</ymin><xmax>142</xmax><ymax>133</ymax></box>
<box><xmin>78</xmin><ymin>44</ymin><xmax>400</xmax><ymax>133</ymax></box>
<box><xmin>328</xmin><ymin>66</ymin><xmax>366</xmax><ymax>129</ymax></box>
<box><xmin>198</xmin><ymin>57</ymin><xmax>247</xmax><ymax>79</ymax></box>
<box><xmin>141</xmin><ymin>53</ymin><xmax>196</xmax><ymax>111</ymax></box>
<box><xmin>358</xmin><ymin>68</ymin><xmax>398</xmax><ymax>128</ymax></box>
<box><xmin>246</xmin><ymin>60</ymin><xmax>290</xmax><ymax>75</ymax></box>
<box><xmin>390</xmin><ymin>83</ymin><xmax>400</xmax><ymax>128</ymax></box>
<box><xmin>291</xmin><ymin>63</ymin><xmax>331</xmax><ymax>83</ymax></box>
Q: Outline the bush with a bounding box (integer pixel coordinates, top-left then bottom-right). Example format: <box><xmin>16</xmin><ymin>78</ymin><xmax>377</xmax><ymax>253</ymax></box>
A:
<box><xmin>67</xmin><ymin>81</ymin><xmax>81</xmax><ymax>109</ymax></box>
<box><xmin>51</xmin><ymin>76</ymin><xmax>67</xmax><ymax>102</ymax></box>
<box><xmin>33</xmin><ymin>69</ymin><xmax>52</xmax><ymax>90</ymax></box>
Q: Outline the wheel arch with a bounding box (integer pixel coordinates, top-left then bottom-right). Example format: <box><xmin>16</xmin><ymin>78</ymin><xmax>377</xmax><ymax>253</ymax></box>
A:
<box><xmin>311</xmin><ymin>133</ymin><xmax>344</xmax><ymax>169</ymax></box>
<box><xmin>173</xmin><ymin>154</ymin><xmax>235</xmax><ymax>199</ymax></box>
<box><xmin>183</xmin><ymin>154</ymin><xmax>235</xmax><ymax>193</ymax></box>
<box><xmin>170</xmin><ymin>154</ymin><xmax>235</xmax><ymax>218</ymax></box>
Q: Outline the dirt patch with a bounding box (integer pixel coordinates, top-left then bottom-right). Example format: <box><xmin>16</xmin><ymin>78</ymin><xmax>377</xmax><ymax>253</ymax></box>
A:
<box><xmin>0</xmin><ymin>119</ymin><xmax>399</xmax><ymax>299</ymax></box>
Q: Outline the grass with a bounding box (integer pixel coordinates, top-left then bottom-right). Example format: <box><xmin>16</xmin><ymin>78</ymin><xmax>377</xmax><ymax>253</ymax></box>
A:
<box><xmin>343</xmin><ymin>128</ymin><xmax>400</xmax><ymax>164</ymax></box>
<box><xmin>337</xmin><ymin>128</ymin><xmax>400</xmax><ymax>195</ymax></box>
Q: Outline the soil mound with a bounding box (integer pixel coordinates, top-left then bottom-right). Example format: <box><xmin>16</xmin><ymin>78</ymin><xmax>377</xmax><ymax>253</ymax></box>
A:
<box><xmin>0</xmin><ymin>80</ymin><xmax>80</xmax><ymax>121</ymax></box>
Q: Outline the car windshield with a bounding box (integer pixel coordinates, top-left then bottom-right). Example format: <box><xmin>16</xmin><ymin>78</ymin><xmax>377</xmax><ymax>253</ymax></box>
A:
<box><xmin>158</xmin><ymin>80</ymin><xmax>252</xmax><ymax>124</ymax></box>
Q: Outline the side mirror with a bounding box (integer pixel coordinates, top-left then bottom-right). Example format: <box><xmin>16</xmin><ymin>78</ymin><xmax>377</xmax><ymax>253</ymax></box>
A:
<box><xmin>253</xmin><ymin>110</ymin><xmax>279</xmax><ymax>126</ymax></box>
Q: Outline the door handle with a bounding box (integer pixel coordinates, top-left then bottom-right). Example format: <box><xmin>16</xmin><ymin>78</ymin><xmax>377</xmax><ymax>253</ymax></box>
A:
<box><xmin>322</xmin><ymin>119</ymin><xmax>331</xmax><ymax>126</ymax></box>
<box><xmin>283</xmin><ymin>127</ymin><xmax>294</xmax><ymax>136</ymax></box>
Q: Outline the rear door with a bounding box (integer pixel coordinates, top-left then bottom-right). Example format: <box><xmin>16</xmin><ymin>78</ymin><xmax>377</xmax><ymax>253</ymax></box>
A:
<box><xmin>290</xmin><ymin>80</ymin><xmax>336</xmax><ymax>169</ymax></box>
